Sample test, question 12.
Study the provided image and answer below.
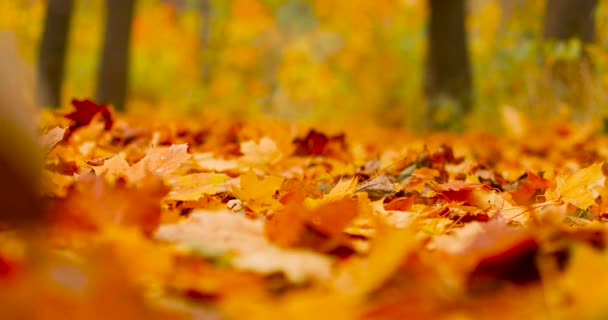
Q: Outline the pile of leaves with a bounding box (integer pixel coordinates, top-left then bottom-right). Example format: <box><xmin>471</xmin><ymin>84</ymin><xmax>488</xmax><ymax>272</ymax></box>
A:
<box><xmin>3</xmin><ymin>100</ymin><xmax>608</xmax><ymax>319</ymax></box>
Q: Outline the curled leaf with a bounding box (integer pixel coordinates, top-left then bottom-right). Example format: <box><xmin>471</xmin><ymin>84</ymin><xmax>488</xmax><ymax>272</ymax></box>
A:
<box><xmin>355</xmin><ymin>175</ymin><xmax>396</xmax><ymax>200</ymax></box>
<box><xmin>40</xmin><ymin>127</ymin><xmax>66</xmax><ymax>153</ymax></box>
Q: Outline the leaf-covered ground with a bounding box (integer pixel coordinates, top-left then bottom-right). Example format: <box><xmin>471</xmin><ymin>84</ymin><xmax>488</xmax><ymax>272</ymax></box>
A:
<box><xmin>4</xmin><ymin>100</ymin><xmax>608</xmax><ymax>319</ymax></box>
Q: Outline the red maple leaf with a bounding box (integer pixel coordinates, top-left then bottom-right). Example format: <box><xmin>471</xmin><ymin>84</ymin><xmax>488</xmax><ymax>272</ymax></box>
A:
<box><xmin>65</xmin><ymin>99</ymin><xmax>113</xmax><ymax>132</ymax></box>
<box><xmin>292</xmin><ymin>130</ymin><xmax>350</xmax><ymax>160</ymax></box>
<box><xmin>293</xmin><ymin>130</ymin><xmax>329</xmax><ymax>156</ymax></box>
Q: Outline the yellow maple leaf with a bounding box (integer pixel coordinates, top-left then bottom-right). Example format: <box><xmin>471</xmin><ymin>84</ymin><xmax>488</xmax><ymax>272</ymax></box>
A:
<box><xmin>91</xmin><ymin>145</ymin><xmax>191</xmax><ymax>184</ymax></box>
<box><xmin>468</xmin><ymin>189</ymin><xmax>528</xmax><ymax>222</ymax></box>
<box><xmin>91</xmin><ymin>152</ymin><xmax>130</xmax><ymax>181</ymax></box>
<box><xmin>129</xmin><ymin>144</ymin><xmax>191</xmax><ymax>182</ymax></box>
<box><xmin>165</xmin><ymin>173</ymin><xmax>231</xmax><ymax>201</ymax></box>
<box><xmin>547</xmin><ymin>163</ymin><xmax>605</xmax><ymax>209</ymax></box>
<box><xmin>305</xmin><ymin>177</ymin><xmax>357</xmax><ymax>209</ymax></box>
<box><xmin>155</xmin><ymin>210</ymin><xmax>331</xmax><ymax>283</ymax></box>
<box><xmin>232</xmin><ymin>170</ymin><xmax>284</xmax><ymax>212</ymax></box>
<box><xmin>326</xmin><ymin>178</ymin><xmax>357</xmax><ymax>201</ymax></box>
<box><xmin>239</xmin><ymin>136</ymin><xmax>282</xmax><ymax>167</ymax></box>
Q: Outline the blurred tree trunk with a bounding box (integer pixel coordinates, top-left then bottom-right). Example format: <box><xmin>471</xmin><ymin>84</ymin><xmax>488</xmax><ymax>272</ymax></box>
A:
<box><xmin>425</xmin><ymin>0</ymin><xmax>472</xmax><ymax>129</ymax></box>
<box><xmin>498</xmin><ymin>0</ymin><xmax>525</xmax><ymax>31</ymax></box>
<box><xmin>543</xmin><ymin>0</ymin><xmax>597</xmax><ymax>43</ymax></box>
<box><xmin>199</xmin><ymin>0</ymin><xmax>212</xmax><ymax>83</ymax></box>
<box><xmin>38</xmin><ymin>0</ymin><xmax>73</xmax><ymax>108</ymax></box>
<box><xmin>542</xmin><ymin>0</ymin><xmax>598</xmax><ymax>112</ymax></box>
<box><xmin>97</xmin><ymin>0</ymin><xmax>135</xmax><ymax>112</ymax></box>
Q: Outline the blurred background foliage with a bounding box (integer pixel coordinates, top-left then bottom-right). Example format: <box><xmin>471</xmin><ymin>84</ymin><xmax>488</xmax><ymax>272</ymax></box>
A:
<box><xmin>1</xmin><ymin>0</ymin><xmax>608</xmax><ymax>130</ymax></box>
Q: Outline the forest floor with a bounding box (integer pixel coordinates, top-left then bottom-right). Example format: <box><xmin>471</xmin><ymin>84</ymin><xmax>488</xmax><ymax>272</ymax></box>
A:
<box><xmin>3</xmin><ymin>100</ymin><xmax>608</xmax><ymax>319</ymax></box>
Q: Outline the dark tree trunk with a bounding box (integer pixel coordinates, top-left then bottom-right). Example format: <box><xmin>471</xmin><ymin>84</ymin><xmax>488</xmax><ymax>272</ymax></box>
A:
<box><xmin>425</xmin><ymin>0</ymin><xmax>472</xmax><ymax>129</ymax></box>
<box><xmin>543</xmin><ymin>0</ymin><xmax>597</xmax><ymax>43</ymax></box>
<box><xmin>97</xmin><ymin>0</ymin><xmax>135</xmax><ymax>112</ymax></box>
<box><xmin>498</xmin><ymin>0</ymin><xmax>525</xmax><ymax>31</ymax></box>
<box><xmin>542</xmin><ymin>0</ymin><xmax>598</xmax><ymax>112</ymax></box>
<box><xmin>199</xmin><ymin>0</ymin><xmax>212</xmax><ymax>83</ymax></box>
<box><xmin>38</xmin><ymin>0</ymin><xmax>73</xmax><ymax>108</ymax></box>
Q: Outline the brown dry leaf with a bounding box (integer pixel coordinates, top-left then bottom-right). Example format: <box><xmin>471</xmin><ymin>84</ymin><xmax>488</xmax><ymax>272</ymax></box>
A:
<box><xmin>355</xmin><ymin>175</ymin><xmax>396</xmax><ymax>200</ymax></box>
<box><xmin>155</xmin><ymin>210</ymin><xmax>332</xmax><ymax>283</ymax></box>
